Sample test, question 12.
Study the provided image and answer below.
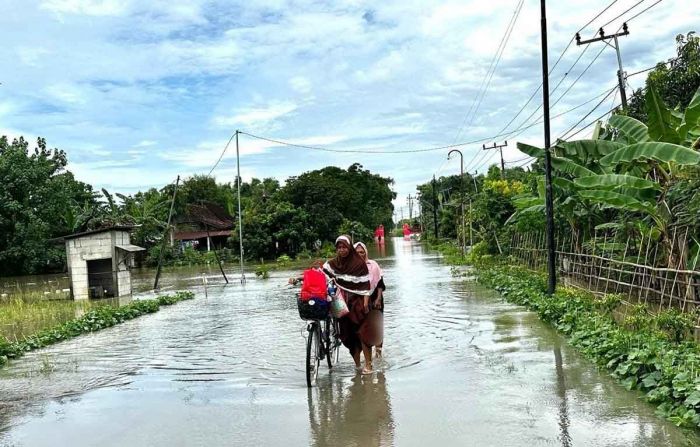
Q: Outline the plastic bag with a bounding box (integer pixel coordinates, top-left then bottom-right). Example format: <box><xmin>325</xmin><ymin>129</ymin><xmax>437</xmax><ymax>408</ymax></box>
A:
<box><xmin>331</xmin><ymin>293</ymin><xmax>349</xmax><ymax>319</ymax></box>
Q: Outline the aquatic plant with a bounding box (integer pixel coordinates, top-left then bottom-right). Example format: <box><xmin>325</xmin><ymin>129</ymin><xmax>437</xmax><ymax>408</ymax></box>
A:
<box><xmin>0</xmin><ymin>291</ymin><xmax>194</xmax><ymax>367</ymax></box>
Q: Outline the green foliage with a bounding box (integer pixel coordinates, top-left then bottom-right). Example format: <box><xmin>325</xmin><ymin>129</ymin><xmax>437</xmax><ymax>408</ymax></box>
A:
<box><xmin>0</xmin><ymin>136</ymin><xmax>97</xmax><ymax>275</ymax></box>
<box><xmin>627</xmin><ymin>33</ymin><xmax>700</xmax><ymax>124</ymax></box>
<box><xmin>276</xmin><ymin>254</ymin><xmax>292</xmax><ymax>266</ymax></box>
<box><xmin>255</xmin><ymin>264</ymin><xmax>270</xmax><ymax>279</ymax></box>
<box><xmin>0</xmin><ymin>292</ymin><xmax>194</xmax><ymax>367</ymax></box>
<box><xmin>477</xmin><ymin>265</ymin><xmax>700</xmax><ymax>429</ymax></box>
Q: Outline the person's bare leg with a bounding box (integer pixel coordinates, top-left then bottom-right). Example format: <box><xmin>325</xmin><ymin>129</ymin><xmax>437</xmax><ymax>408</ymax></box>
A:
<box><xmin>361</xmin><ymin>343</ymin><xmax>373</xmax><ymax>374</ymax></box>
<box><xmin>352</xmin><ymin>347</ymin><xmax>361</xmax><ymax>369</ymax></box>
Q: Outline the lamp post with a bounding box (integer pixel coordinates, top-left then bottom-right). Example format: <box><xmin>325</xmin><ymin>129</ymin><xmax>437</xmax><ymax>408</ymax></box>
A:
<box><xmin>448</xmin><ymin>149</ymin><xmax>466</xmax><ymax>257</ymax></box>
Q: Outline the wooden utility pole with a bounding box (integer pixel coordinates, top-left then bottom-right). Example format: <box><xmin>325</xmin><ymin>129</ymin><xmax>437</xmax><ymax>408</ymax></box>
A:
<box><xmin>154</xmin><ymin>175</ymin><xmax>180</xmax><ymax>290</ymax></box>
<box><xmin>576</xmin><ymin>23</ymin><xmax>629</xmax><ymax>108</ymax></box>
<box><xmin>483</xmin><ymin>141</ymin><xmax>508</xmax><ymax>178</ymax></box>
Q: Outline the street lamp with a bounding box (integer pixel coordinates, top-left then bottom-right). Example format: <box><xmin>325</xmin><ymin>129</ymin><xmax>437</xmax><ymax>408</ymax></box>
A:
<box><xmin>447</xmin><ymin>149</ymin><xmax>467</xmax><ymax>257</ymax></box>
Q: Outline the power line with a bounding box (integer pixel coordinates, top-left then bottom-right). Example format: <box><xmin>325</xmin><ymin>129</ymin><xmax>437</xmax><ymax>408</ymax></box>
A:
<box><xmin>454</xmin><ymin>0</ymin><xmax>525</xmax><ymax>142</ymax></box>
<box><xmin>558</xmin><ymin>90</ymin><xmax>619</xmax><ymax>141</ymax></box>
<box><xmin>624</xmin><ymin>0</ymin><xmax>663</xmax><ymax>24</ymax></box>
<box><xmin>505</xmin><ymin>156</ymin><xmax>533</xmax><ymax>165</ymax></box>
<box><xmin>492</xmin><ymin>0</ymin><xmax>621</xmax><ymax>139</ymax></box>
<box><xmin>598</xmin><ymin>0</ymin><xmax>646</xmax><ymax>30</ymax></box>
<box><xmin>207</xmin><ymin>130</ymin><xmax>238</xmax><ymax>176</ymax></box>
<box><xmin>472</xmin><ymin>84</ymin><xmax>617</xmax><ymax>172</ymax></box>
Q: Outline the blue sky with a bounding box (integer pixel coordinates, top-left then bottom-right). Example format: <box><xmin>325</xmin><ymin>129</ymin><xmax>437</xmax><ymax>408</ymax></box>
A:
<box><xmin>0</xmin><ymin>0</ymin><xmax>696</xmax><ymax>216</ymax></box>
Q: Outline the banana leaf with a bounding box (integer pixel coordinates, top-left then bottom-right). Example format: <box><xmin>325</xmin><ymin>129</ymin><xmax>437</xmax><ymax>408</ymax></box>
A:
<box><xmin>552</xmin><ymin>177</ymin><xmax>577</xmax><ymax>191</ymax></box>
<box><xmin>517</xmin><ymin>142</ymin><xmax>545</xmax><ymax>158</ymax></box>
<box><xmin>551</xmin><ymin>156</ymin><xmax>595</xmax><ymax>177</ymax></box>
<box><xmin>646</xmin><ymin>87</ymin><xmax>681</xmax><ymax>144</ymax></box>
<box><xmin>578</xmin><ymin>189</ymin><xmax>655</xmax><ymax>214</ymax></box>
<box><xmin>679</xmin><ymin>86</ymin><xmax>700</xmax><ymax>141</ymax></box>
<box><xmin>505</xmin><ymin>204</ymin><xmax>545</xmax><ymax>225</ymax></box>
<box><xmin>594</xmin><ymin>222</ymin><xmax>623</xmax><ymax>230</ymax></box>
<box><xmin>608</xmin><ymin>115</ymin><xmax>650</xmax><ymax>144</ymax></box>
<box><xmin>513</xmin><ymin>196</ymin><xmax>543</xmax><ymax>209</ymax></box>
<box><xmin>599</xmin><ymin>142</ymin><xmax>700</xmax><ymax>167</ymax></box>
<box><xmin>574</xmin><ymin>174</ymin><xmax>660</xmax><ymax>190</ymax></box>
<box><xmin>557</xmin><ymin>140</ymin><xmax>625</xmax><ymax>161</ymax></box>
<box><xmin>612</xmin><ymin>186</ymin><xmax>658</xmax><ymax>203</ymax></box>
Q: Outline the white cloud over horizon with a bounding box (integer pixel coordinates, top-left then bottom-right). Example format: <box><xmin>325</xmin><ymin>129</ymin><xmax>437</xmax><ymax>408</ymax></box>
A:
<box><xmin>1</xmin><ymin>0</ymin><xmax>697</xmax><ymax>218</ymax></box>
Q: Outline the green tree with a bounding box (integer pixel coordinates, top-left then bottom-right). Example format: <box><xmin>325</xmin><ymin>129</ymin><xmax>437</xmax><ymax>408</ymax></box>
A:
<box><xmin>0</xmin><ymin>136</ymin><xmax>96</xmax><ymax>275</ymax></box>
<box><xmin>627</xmin><ymin>32</ymin><xmax>700</xmax><ymax>123</ymax></box>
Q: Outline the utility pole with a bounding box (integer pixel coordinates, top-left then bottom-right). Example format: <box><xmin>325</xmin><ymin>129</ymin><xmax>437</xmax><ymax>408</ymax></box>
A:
<box><xmin>235</xmin><ymin>130</ymin><xmax>246</xmax><ymax>284</ymax></box>
<box><xmin>483</xmin><ymin>141</ymin><xmax>508</xmax><ymax>178</ymax></box>
<box><xmin>576</xmin><ymin>23</ymin><xmax>629</xmax><ymax>108</ymax></box>
<box><xmin>154</xmin><ymin>175</ymin><xmax>180</xmax><ymax>290</ymax></box>
<box><xmin>407</xmin><ymin>194</ymin><xmax>414</xmax><ymax>221</ymax></box>
<box><xmin>541</xmin><ymin>0</ymin><xmax>556</xmax><ymax>295</ymax></box>
<box><xmin>448</xmin><ymin>149</ymin><xmax>466</xmax><ymax>257</ymax></box>
<box><xmin>432</xmin><ymin>175</ymin><xmax>439</xmax><ymax>239</ymax></box>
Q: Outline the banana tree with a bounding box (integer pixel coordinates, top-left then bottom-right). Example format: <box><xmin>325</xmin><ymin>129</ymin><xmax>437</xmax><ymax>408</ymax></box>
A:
<box><xmin>511</xmin><ymin>85</ymin><xmax>700</xmax><ymax>268</ymax></box>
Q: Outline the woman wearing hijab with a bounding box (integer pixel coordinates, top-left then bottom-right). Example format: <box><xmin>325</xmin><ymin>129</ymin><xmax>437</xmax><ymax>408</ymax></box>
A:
<box><xmin>323</xmin><ymin>235</ymin><xmax>378</xmax><ymax>374</ymax></box>
<box><xmin>354</xmin><ymin>241</ymin><xmax>385</xmax><ymax>358</ymax></box>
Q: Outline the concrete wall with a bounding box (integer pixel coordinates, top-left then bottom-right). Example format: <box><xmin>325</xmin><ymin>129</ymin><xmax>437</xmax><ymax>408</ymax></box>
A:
<box><xmin>66</xmin><ymin>230</ymin><xmax>134</xmax><ymax>300</ymax></box>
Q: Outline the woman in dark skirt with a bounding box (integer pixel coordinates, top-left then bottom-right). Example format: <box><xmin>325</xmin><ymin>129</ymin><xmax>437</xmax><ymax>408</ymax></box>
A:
<box><xmin>323</xmin><ymin>235</ymin><xmax>379</xmax><ymax>374</ymax></box>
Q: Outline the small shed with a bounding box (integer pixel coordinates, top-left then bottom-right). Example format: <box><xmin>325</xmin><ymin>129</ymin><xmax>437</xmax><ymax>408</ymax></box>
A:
<box><xmin>64</xmin><ymin>226</ymin><xmax>145</xmax><ymax>301</ymax></box>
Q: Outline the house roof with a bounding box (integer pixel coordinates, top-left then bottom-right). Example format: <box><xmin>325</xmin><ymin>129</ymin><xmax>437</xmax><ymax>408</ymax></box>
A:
<box><xmin>175</xmin><ymin>203</ymin><xmax>234</xmax><ymax>230</ymax></box>
<box><xmin>62</xmin><ymin>226</ymin><xmax>135</xmax><ymax>241</ymax></box>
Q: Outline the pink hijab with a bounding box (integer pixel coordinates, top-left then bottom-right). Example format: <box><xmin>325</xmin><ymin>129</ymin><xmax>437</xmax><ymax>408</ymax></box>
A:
<box><xmin>354</xmin><ymin>242</ymin><xmax>382</xmax><ymax>294</ymax></box>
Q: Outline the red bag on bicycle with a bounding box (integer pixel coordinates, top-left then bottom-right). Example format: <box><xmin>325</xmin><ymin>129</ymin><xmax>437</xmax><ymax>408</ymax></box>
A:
<box><xmin>300</xmin><ymin>268</ymin><xmax>327</xmax><ymax>301</ymax></box>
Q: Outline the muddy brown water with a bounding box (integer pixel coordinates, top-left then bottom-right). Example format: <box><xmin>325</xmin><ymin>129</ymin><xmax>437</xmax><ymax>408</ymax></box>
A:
<box><xmin>1</xmin><ymin>239</ymin><xmax>698</xmax><ymax>446</ymax></box>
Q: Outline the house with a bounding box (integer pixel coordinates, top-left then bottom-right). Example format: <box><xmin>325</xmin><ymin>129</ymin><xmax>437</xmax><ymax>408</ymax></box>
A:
<box><xmin>172</xmin><ymin>203</ymin><xmax>234</xmax><ymax>251</ymax></box>
<box><xmin>63</xmin><ymin>226</ymin><xmax>145</xmax><ymax>300</ymax></box>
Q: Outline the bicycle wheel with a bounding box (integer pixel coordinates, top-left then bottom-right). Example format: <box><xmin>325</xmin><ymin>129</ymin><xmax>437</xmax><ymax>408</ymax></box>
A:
<box><xmin>306</xmin><ymin>323</ymin><xmax>321</xmax><ymax>387</ymax></box>
<box><xmin>325</xmin><ymin>317</ymin><xmax>340</xmax><ymax>369</ymax></box>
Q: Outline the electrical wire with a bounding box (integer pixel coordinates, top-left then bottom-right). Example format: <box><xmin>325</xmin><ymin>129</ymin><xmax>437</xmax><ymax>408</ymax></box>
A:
<box><xmin>491</xmin><ymin>0</ymin><xmax>621</xmax><ymax>139</ymax></box>
<box><xmin>558</xmin><ymin>88</ymin><xmax>619</xmax><ymax>141</ymax></box>
<box><xmin>452</xmin><ymin>0</ymin><xmax>524</xmax><ymax>143</ymax></box>
<box><xmin>207</xmin><ymin>130</ymin><xmax>237</xmax><ymax>176</ymax></box>
<box><xmin>598</xmin><ymin>0</ymin><xmax>646</xmax><ymax>30</ymax></box>
<box><xmin>624</xmin><ymin>0</ymin><xmax>663</xmax><ymax>24</ymax></box>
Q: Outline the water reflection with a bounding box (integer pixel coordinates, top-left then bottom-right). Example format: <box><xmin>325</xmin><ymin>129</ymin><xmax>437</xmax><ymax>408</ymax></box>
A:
<box><xmin>553</xmin><ymin>344</ymin><xmax>571</xmax><ymax>447</ymax></box>
<box><xmin>308</xmin><ymin>373</ymin><xmax>394</xmax><ymax>447</ymax></box>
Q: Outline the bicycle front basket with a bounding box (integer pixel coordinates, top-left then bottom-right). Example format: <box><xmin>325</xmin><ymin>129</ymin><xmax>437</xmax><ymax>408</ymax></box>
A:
<box><xmin>297</xmin><ymin>297</ymin><xmax>330</xmax><ymax>320</ymax></box>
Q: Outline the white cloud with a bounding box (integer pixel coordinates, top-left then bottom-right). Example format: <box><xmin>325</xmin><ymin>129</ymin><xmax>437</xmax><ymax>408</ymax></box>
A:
<box><xmin>1</xmin><ymin>0</ymin><xmax>697</xmax><ymax>203</ymax></box>
<box><xmin>212</xmin><ymin>101</ymin><xmax>299</xmax><ymax>129</ymax></box>
<box><xmin>40</xmin><ymin>0</ymin><xmax>129</xmax><ymax>16</ymax></box>
<box><xmin>45</xmin><ymin>83</ymin><xmax>88</xmax><ymax>104</ymax></box>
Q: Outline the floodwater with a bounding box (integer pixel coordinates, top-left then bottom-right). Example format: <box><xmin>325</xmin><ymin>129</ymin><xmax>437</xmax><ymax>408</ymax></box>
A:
<box><xmin>1</xmin><ymin>238</ymin><xmax>698</xmax><ymax>446</ymax></box>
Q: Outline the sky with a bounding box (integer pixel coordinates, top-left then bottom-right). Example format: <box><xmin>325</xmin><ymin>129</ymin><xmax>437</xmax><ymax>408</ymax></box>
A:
<box><xmin>0</xmin><ymin>0</ymin><xmax>697</xmax><ymax>218</ymax></box>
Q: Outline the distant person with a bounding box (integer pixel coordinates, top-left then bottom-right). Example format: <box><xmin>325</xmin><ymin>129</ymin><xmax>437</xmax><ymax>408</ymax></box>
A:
<box><xmin>323</xmin><ymin>235</ymin><xmax>377</xmax><ymax>374</ymax></box>
<box><xmin>374</xmin><ymin>224</ymin><xmax>385</xmax><ymax>244</ymax></box>
<box><xmin>354</xmin><ymin>241</ymin><xmax>385</xmax><ymax>358</ymax></box>
<box><xmin>402</xmin><ymin>223</ymin><xmax>411</xmax><ymax>240</ymax></box>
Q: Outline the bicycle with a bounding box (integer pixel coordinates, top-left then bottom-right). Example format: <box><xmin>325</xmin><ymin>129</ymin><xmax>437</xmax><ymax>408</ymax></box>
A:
<box><xmin>305</xmin><ymin>310</ymin><xmax>341</xmax><ymax>387</ymax></box>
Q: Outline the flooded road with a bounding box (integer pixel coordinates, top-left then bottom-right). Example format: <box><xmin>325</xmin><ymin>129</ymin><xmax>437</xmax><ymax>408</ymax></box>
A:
<box><xmin>1</xmin><ymin>238</ymin><xmax>697</xmax><ymax>446</ymax></box>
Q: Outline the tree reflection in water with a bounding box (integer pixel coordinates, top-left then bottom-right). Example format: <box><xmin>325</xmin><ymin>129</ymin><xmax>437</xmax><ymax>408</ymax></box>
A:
<box><xmin>307</xmin><ymin>372</ymin><xmax>394</xmax><ymax>447</ymax></box>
